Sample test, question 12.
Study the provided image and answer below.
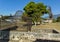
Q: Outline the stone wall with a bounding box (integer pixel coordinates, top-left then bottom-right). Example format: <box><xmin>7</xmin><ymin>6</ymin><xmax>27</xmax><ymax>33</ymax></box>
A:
<box><xmin>0</xmin><ymin>31</ymin><xmax>60</xmax><ymax>42</ymax></box>
<box><xmin>31</xmin><ymin>28</ymin><xmax>54</xmax><ymax>33</ymax></box>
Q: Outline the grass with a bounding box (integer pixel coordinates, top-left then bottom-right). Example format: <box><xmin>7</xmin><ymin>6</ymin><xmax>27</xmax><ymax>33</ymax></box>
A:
<box><xmin>32</xmin><ymin>22</ymin><xmax>60</xmax><ymax>31</ymax></box>
<box><xmin>0</xmin><ymin>21</ymin><xmax>60</xmax><ymax>32</ymax></box>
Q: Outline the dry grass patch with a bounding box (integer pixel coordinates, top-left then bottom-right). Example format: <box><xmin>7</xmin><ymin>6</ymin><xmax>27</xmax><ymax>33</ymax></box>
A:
<box><xmin>32</xmin><ymin>22</ymin><xmax>60</xmax><ymax>31</ymax></box>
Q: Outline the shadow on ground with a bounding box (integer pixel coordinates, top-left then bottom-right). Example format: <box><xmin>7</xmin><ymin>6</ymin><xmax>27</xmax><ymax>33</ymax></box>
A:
<box><xmin>34</xmin><ymin>39</ymin><xmax>60</xmax><ymax>42</ymax></box>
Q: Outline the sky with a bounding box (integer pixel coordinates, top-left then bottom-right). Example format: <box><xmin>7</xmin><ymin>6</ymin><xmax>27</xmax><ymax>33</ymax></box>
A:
<box><xmin>0</xmin><ymin>0</ymin><xmax>60</xmax><ymax>16</ymax></box>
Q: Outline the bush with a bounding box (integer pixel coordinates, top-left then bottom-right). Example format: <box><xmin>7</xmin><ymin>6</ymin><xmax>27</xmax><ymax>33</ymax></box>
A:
<box><xmin>56</xmin><ymin>17</ymin><xmax>60</xmax><ymax>22</ymax></box>
<box><xmin>53</xmin><ymin>19</ymin><xmax>57</xmax><ymax>23</ymax></box>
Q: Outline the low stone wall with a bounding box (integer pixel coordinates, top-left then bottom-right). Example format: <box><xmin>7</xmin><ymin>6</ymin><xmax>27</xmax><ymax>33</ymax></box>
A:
<box><xmin>0</xmin><ymin>31</ymin><xmax>60</xmax><ymax>42</ymax></box>
<box><xmin>31</xmin><ymin>28</ymin><xmax>60</xmax><ymax>33</ymax></box>
<box><xmin>31</xmin><ymin>28</ymin><xmax>54</xmax><ymax>33</ymax></box>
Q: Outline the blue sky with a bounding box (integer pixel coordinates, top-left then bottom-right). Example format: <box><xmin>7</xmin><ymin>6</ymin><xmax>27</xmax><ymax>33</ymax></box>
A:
<box><xmin>0</xmin><ymin>0</ymin><xmax>60</xmax><ymax>16</ymax></box>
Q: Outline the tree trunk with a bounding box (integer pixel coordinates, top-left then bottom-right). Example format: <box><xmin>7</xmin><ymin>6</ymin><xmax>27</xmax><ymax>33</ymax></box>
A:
<box><xmin>34</xmin><ymin>21</ymin><xmax>37</xmax><ymax>26</ymax></box>
<box><xmin>37</xmin><ymin>22</ymin><xmax>40</xmax><ymax>25</ymax></box>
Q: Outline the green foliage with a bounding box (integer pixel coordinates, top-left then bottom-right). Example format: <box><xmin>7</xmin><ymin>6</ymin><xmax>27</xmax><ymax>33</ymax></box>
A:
<box><xmin>24</xmin><ymin>2</ymin><xmax>36</xmax><ymax>17</ymax></box>
<box><xmin>56</xmin><ymin>17</ymin><xmax>60</xmax><ymax>22</ymax></box>
<box><xmin>1</xmin><ymin>16</ymin><xmax>10</xmax><ymax>20</ymax></box>
<box><xmin>22</xmin><ymin>12</ymin><xmax>29</xmax><ymax>21</ymax></box>
<box><xmin>23</xmin><ymin>1</ymin><xmax>48</xmax><ymax>22</ymax></box>
<box><xmin>53</xmin><ymin>19</ymin><xmax>57</xmax><ymax>23</ymax></box>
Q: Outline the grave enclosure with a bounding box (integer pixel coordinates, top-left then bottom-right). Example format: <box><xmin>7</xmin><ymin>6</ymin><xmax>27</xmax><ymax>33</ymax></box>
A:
<box><xmin>0</xmin><ymin>28</ymin><xmax>60</xmax><ymax>42</ymax></box>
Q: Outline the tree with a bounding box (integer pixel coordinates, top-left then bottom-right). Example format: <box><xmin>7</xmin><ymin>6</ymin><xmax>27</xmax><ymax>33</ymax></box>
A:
<box><xmin>56</xmin><ymin>17</ymin><xmax>60</xmax><ymax>22</ymax></box>
<box><xmin>53</xmin><ymin>19</ymin><xmax>57</xmax><ymax>23</ymax></box>
<box><xmin>22</xmin><ymin>12</ymin><xmax>29</xmax><ymax>21</ymax></box>
<box><xmin>1</xmin><ymin>16</ymin><xmax>10</xmax><ymax>20</ymax></box>
<box><xmin>23</xmin><ymin>2</ymin><xmax>48</xmax><ymax>26</ymax></box>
